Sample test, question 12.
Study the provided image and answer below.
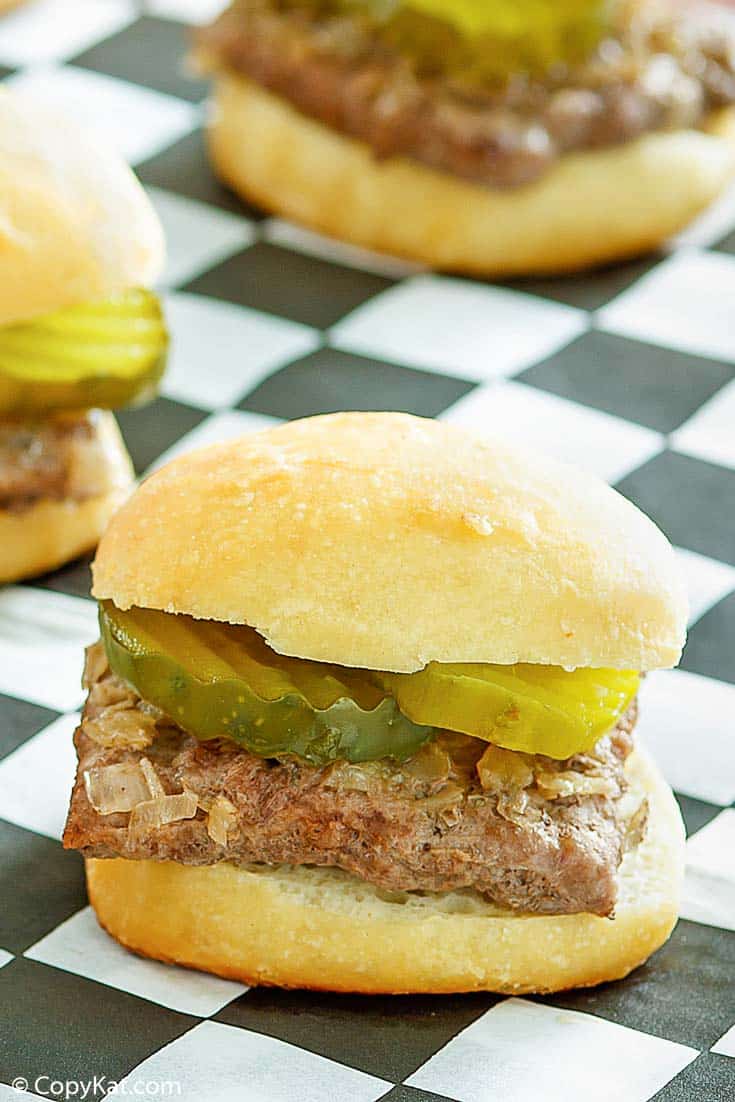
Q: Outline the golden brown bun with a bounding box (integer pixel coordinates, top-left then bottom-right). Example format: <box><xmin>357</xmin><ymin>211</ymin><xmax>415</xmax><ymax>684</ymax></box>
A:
<box><xmin>207</xmin><ymin>74</ymin><xmax>735</xmax><ymax>276</ymax></box>
<box><xmin>85</xmin><ymin>748</ymin><xmax>684</xmax><ymax>994</ymax></box>
<box><xmin>0</xmin><ymin>91</ymin><xmax>164</xmax><ymax>325</ymax></box>
<box><xmin>92</xmin><ymin>411</ymin><xmax>687</xmax><ymax>673</ymax></box>
<box><xmin>0</xmin><ymin>413</ymin><xmax>134</xmax><ymax>584</ymax></box>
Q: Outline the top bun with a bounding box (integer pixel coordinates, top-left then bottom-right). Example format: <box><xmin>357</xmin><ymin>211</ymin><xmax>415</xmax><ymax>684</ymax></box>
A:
<box><xmin>0</xmin><ymin>91</ymin><xmax>164</xmax><ymax>326</ymax></box>
<box><xmin>92</xmin><ymin>412</ymin><xmax>687</xmax><ymax>673</ymax></box>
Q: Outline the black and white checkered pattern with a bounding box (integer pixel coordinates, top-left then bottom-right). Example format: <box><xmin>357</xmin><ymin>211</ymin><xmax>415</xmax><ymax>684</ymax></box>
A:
<box><xmin>0</xmin><ymin>2</ymin><xmax>733</xmax><ymax>1099</ymax></box>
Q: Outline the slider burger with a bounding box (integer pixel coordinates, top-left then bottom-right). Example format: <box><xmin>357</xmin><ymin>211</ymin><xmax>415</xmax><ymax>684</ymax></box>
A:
<box><xmin>64</xmin><ymin>413</ymin><xmax>687</xmax><ymax>994</ymax></box>
<box><xmin>0</xmin><ymin>93</ymin><xmax>167</xmax><ymax>583</ymax></box>
<box><xmin>196</xmin><ymin>0</ymin><xmax>735</xmax><ymax>275</ymax></box>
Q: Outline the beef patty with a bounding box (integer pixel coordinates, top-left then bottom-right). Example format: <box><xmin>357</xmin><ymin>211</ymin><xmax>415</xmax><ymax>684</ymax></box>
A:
<box><xmin>63</xmin><ymin>643</ymin><xmax>647</xmax><ymax>916</ymax></box>
<box><xmin>197</xmin><ymin>0</ymin><xmax>735</xmax><ymax>188</ymax></box>
<box><xmin>0</xmin><ymin>412</ymin><xmax>112</xmax><ymax>512</ymax></box>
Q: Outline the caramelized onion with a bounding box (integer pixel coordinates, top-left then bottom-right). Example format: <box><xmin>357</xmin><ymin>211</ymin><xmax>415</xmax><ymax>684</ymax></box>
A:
<box><xmin>535</xmin><ymin>770</ymin><xmax>618</xmax><ymax>800</ymax></box>
<box><xmin>403</xmin><ymin>740</ymin><xmax>451</xmax><ymax>785</ymax></box>
<box><xmin>185</xmin><ymin>786</ymin><xmax>213</xmax><ymax>812</ymax></box>
<box><xmin>419</xmin><ymin>782</ymin><xmax>464</xmax><ymax>812</ymax></box>
<box><xmin>84</xmin><ymin>708</ymin><xmax>157</xmax><ymax>751</ymax></box>
<box><xmin>139</xmin><ymin>756</ymin><xmax>165</xmax><ymax>798</ymax></box>
<box><xmin>206</xmin><ymin>795</ymin><xmax>237</xmax><ymax>846</ymax></box>
<box><xmin>82</xmin><ymin>641</ymin><xmax>108</xmax><ymax>690</ymax></box>
<box><xmin>128</xmin><ymin>791</ymin><xmax>198</xmax><ymax>839</ymax></box>
<box><xmin>623</xmin><ymin>796</ymin><xmax>649</xmax><ymax>852</ymax></box>
<box><xmin>477</xmin><ymin>744</ymin><xmax>534</xmax><ymax>792</ymax></box>
<box><xmin>84</xmin><ymin>762</ymin><xmax>151</xmax><ymax>814</ymax></box>
<box><xmin>325</xmin><ymin>760</ymin><xmax>392</xmax><ymax>793</ymax></box>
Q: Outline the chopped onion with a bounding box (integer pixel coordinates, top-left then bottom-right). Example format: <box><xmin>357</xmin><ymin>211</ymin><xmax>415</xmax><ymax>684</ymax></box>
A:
<box><xmin>403</xmin><ymin>741</ymin><xmax>451</xmax><ymax>785</ymax></box>
<box><xmin>139</xmin><ymin>756</ymin><xmax>165</xmax><ymax>798</ymax></box>
<box><xmin>326</xmin><ymin>761</ymin><xmax>390</xmax><ymax>793</ymax></box>
<box><xmin>536</xmin><ymin>770</ymin><xmax>618</xmax><ymax>800</ymax></box>
<box><xmin>82</xmin><ymin>641</ymin><xmax>108</xmax><ymax>690</ymax></box>
<box><xmin>496</xmin><ymin>789</ymin><xmax>532</xmax><ymax>825</ymax></box>
<box><xmin>328</xmin><ymin>763</ymin><xmax>372</xmax><ymax>793</ymax></box>
<box><xmin>185</xmin><ymin>785</ymin><xmax>213</xmax><ymax>812</ymax></box>
<box><xmin>128</xmin><ymin>791</ymin><xmax>198</xmax><ymax>839</ymax></box>
<box><xmin>622</xmin><ymin>796</ymin><xmax>649</xmax><ymax>852</ymax></box>
<box><xmin>84</xmin><ymin>762</ymin><xmax>151</xmax><ymax>814</ymax></box>
<box><xmin>419</xmin><ymin>782</ymin><xmax>463</xmax><ymax>812</ymax></box>
<box><xmin>85</xmin><ymin>708</ymin><xmax>157</xmax><ymax>751</ymax></box>
<box><xmin>477</xmin><ymin>744</ymin><xmax>534</xmax><ymax>793</ymax></box>
<box><xmin>206</xmin><ymin>795</ymin><xmax>237</xmax><ymax>846</ymax></box>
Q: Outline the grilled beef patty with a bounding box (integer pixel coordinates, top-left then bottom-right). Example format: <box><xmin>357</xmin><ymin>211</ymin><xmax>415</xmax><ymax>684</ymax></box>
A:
<box><xmin>197</xmin><ymin>0</ymin><xmax>735</xmax><ymax>188</ymax></box>
<box><xmin>63</xmin><ymin>643</ymin><xmax>646</xmax><ymax>916</ymax></box>
<box><xmin>0</xmin><ymin>412</ymin><xmax>110</xmax><ymax>512</ymax></box>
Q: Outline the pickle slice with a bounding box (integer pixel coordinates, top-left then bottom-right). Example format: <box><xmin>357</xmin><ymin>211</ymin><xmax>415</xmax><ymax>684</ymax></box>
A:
<box><xmin>401</xmin><ymin>0</ymin><xmax>608</xmax><ymax>41</ymax></box>
<box><xmin>379</xmin><ymin>663</ymin><xmax>640</xmax><ymax>760</ymax></box>
<box><xmin>99</xmin><ymin>602</ymin><xmax>435</xmax><ymax>765</ymax></box>
<box><xmin>359</xmin><ymin>0</ymin><xmax>612</xmax><ymax>82</ymax></box>
<box><xmin>0</xmin><ymin>289</ymin><xmax>167</xmax><ymax>414</ymax></box>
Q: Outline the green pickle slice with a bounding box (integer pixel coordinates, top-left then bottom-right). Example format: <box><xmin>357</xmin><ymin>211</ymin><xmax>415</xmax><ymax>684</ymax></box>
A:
<box><xmin>0</xmin><ymin>289</ymin><xmax>167</xmax><ymax>414</ymax></box>
<box><xmin>99</xmin><ymin>602</ymin><xmax>435</xmax><ymax>765</ymax></box>
<box><xmin>380</xmin><ymin>663</ymin><xmax>639</xmax><ymax>759</ymax></box>
<box><xmin>100</xmin><ymin>603</ymin><xmax>639</xmax><ymax>764</ymax></box>
<box><xmin>359</xmin><ymin>0</ymin><xmax>613</xmax><ymax>81</ymax></box>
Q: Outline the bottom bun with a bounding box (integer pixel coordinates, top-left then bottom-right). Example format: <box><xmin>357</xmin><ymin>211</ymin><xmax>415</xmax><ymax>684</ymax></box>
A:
<box><xmin>208</xmin><ymin>74</ymin><xmax>735</xmax><ymax>277</ymax></box>
<box><xmin>0</xmin><ymin>412</ymin><xmax>134</xmax><ymax>584</ymax></box>
<box><xmin>86</xmin><ymin>748</ymin><xmax>685</xmax><ymax>994</ymax></box>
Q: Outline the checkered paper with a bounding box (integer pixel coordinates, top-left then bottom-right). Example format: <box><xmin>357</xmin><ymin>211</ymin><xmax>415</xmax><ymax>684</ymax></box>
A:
<box><xmin>0</xmin><ymin>2</ymin><xmax>733</xmax><ymax>1100</ymax></box>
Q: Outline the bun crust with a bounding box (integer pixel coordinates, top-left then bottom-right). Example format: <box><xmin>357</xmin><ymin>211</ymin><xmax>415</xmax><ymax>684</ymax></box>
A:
<box><xmin>92</xmin><ymin>411</ymin><xmax>687</xmax><ymax>673</ymax></box>
<box><xmin>0</xmin><ymin>91</ymin><xmax>164</xmax><ymax>325</ymax></box>
<box><xmin>0</xmin><ymin>412</ymin><xmax>133</xmax><ymax>584</ymax></box>
<box><xmin>208</xmin><ymin>74</ymin><xmax>735</xmax><ymax>276</ymax></box>
<box><xmin>85</xmin><ymin>748</ymin><xmax>684</xmax><ymax>994</ymax></box>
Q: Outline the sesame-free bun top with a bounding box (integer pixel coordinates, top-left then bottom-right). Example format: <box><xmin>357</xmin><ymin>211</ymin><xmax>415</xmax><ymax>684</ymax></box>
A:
<box><xmin>92</xmin><ymin>412</ymin><xmax>687</xmax><ymax>673</ymax></box>
<box><xmin>0</xmin><ymin>91</ymin><xmax>164</xmax><ymax>326</ymax></box>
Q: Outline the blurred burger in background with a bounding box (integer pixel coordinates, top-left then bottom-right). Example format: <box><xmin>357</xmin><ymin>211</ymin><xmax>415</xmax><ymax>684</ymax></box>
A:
<box><xmin>196</xmin><ymin>0</ymin><xmax>735</xmax><ymax>274</ymax></box>
<box><xmin>0</xmin><ymin>93</ymin><xmax>167</xmax><ymax>584</ymax></box>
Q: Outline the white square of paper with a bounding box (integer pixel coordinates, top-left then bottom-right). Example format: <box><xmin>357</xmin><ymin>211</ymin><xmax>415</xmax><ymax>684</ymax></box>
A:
<box><xmin>26</xmin><ymin>907</ymin><xmax>247</xmax><ymax>1016</ymax></box>
<box><xmin>0</xmin><ymin>587</ymin><xmax>97</xmax><ymax>711</ymax></box>
<box><xmin>147</xmin><ymin>189</ymin><xmax>256</xmax><ymax>290</ymax></box>
<box><xmin>407</xmin><ymin>998</ymin><xmax>696</xmax><ymax>1102</ymax></box>
<box><xmin>0</xmin><ymin>713</ymin><xmax>79</xmax><ymax>840</ymax></box>
<box><xmin>441</xmin><ymin>380</ymin><xmax>663</xmax><ymax>484</ymax></box>
<box><xmin>671</xmin><ymin>379</ymin><xmax>735</xmax><ymax>471</ymax></box>
<box><xmin>0</xmin><ymin>1084</ymin><xmax>46</xmax><ymax>1101</ymax></box>
<box><xmin>330</xmin><ymin>274</ymin><xmax>586</xmax><ymax>382</ymax></box>
<box><xmin>637</xmin><ymin>669</ymin><xmax>735</xmax><ymax>805</ymax></box>
<box><xmin>0</xmin><ymin>0</ymin><xmax>135</xmax><ymax>66</ymax></box>
<box><xmin>674</xmin><ymin>547</ymin><xmax>735</xmax><ymax>627</ymax></box>
<box><xmin>680</xmin><ymin>810</ymin><xmax>735</xmax><ymax>933</ymax></box>
<box><xmin>598</xmin><ymin>250</ymin><xmax>735</xmax><ymax>363</ymax></box>
<box><xmin>160</xmin><ymin>292</ymin><xmax>319</xmax><ymax>410</ymax></box>
<box><xmin>7</xmin><ymin>65</ymin><xmax>199</xmax><ymax>165</ymax></box>
<box><xmin>712</xmin><ymin>1022</ymin><xmax>735</xmax><ymax>1058</ymax></box>
<box><xmin>117</xmin><ymin>1020</ymin><xmax>391</xmax><ymax>1102</ymax></box>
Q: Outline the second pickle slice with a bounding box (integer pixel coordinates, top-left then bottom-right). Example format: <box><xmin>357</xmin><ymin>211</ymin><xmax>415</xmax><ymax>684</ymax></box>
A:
<box><xmin>379</xmin><ymin>663</ymin><xmax>639</xmax><ymax>759</ymax></box>
<box><xmin>99</xmin><ymin>602</ymin><xmax>436</xmax><ymax>765</ymax></box>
